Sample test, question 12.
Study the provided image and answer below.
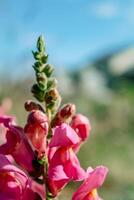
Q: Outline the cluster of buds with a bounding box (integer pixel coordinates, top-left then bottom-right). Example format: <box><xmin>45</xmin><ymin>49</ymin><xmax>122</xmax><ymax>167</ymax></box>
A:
<box><xmin>0</xmin><ymin>36</ymin><xmax>108</xmax><ymax>200</ymax></box>
<box><xmin>31</xmin><ymin>36</ymin><xmax>61</xmax><ymax>115</ymax></box>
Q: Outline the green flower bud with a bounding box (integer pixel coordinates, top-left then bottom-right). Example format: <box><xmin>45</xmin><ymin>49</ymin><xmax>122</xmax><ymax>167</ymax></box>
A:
<box><xmin>41</xmin><ymin>54</ymin><xmax>48</xmax><ymax>63</ymax></box>
<box><xmin>43</xmin><ymin>64</ymin><xmax>54</xmax><ymax>77</ymax></box>
<box><xmin>37</xmin><ymin>35</ymin><xmax>45</xmax><ymax>53</ymax></box>
<box><xmin>32</xmin><ymin>51</ymin><xmax>42</xmax><ymax>60</ymax></box>
<box><xmin>36</xmin><ymin>72</ymin><xmax>47</xmax><ymax>91</ymax></box>
<box><xmin>31</xmin><ymin>84</ymin><xmax>45</xmax><ymax>102</ymax></box>
<box><xmin>47</xmin><ymin>78</ymin><xmax>57</xmax><ymax>91</ymax></box>
<box><xmin>33</xmin><ymin>61</ymin><xmax>42</xmax><ymax>72</ymax></box>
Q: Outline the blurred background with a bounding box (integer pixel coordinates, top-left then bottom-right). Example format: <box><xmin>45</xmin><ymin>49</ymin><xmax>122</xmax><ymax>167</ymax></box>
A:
<box><xmin>0</xmin><ymin>0</ymin><xmax>134</xmax><ymax>199</ymax></box>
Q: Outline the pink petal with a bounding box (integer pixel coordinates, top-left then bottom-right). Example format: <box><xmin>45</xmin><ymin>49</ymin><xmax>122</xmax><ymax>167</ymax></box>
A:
<box><xmin>71</xmin><ymin>114</ymin><xmax>91</xmax><ymax>141</ymax></box>
<box><xmin>72</xmin><ymin>166</ymin><xmax>108</xmax><ymax>200</ymax></box>
<box><xmin>49</xmin><ymin>123</ymin><xmax>80</xmax><ymax>148</ymax></box>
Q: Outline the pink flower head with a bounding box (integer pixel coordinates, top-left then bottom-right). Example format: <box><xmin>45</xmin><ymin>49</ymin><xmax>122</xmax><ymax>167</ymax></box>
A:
<box><xmin>48</xmin><ymin>124</ymin><xmax>85</xmax><ymax>197</ymax></box>
<box><xmin>72</xmin><ymin>166</ymin><xmax>108</xmax><ymax>200</ymax></box>
<box><xmin>0</xmin><ymin>115</ymin><xmax>39</xmax><ymax>175</ymax></box>
<box><xmin>71</xmin><ymin>114</ymin><xmax>91</xmax><ymax>141</ymax></box>
<box><xmin>24</xmin><ymin>110</ymin><xmax>48</xmax><ymax>157</ymax></box>
<box><xmin>0</xmin><ymin>154</ymin><xmax>45</xmax><ymax>200</ymax></box>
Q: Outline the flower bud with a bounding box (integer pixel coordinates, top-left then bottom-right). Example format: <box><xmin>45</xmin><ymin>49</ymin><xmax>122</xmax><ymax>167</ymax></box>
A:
<box><xmin>36</xmin><ymin>72</ymin><xmax>47</xmax><ymax>91</ymax></box>
<box><xmin>32</xmin><ymin>51</ymin><xmax>42</xmax><ymax>60</ymax></box>
<box><xmin>45</xmin><ymin>89</ymin><xmax>59</xmax><ymax>104</ymax></box>
<box><xmin>37</xmin><ymin>35</ymin><xmax>45</xmax><ymax>53</ymax></box>
<box><xmin>43</xmin><ymin>64</ymin><xmax>54</xmax><ymax>77</ymax></box>
<box><xmin>51</xmin><ymin>103</ymin><xmax>76</xmax><ymax>127</ymax></box>
<box><xmin>60</xmin><ymin>103</ymin><xmax>76</xmax><ymax>119</ymax></box>
<box><xmin>24</xmin><ymin>100</ymin><xmax>44</xmax><ymax>112</ymax></box>
<box><xmin>41</xmin><ymin>54</ymin><xmax>48</xmax><ymax>63</ymax></box>
<box><xmin>31</xmin><ymin>84</ymin><xmax>45</xmax><ymax>102</ymax></box>
<box><xmin>47</xmin><ymin>78</ymin><xmax>57</xmax><ymax>91</ymax></box>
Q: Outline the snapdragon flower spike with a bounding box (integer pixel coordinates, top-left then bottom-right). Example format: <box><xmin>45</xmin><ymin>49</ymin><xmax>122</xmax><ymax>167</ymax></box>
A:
<box><xmin>48</xmin><ymin>123</ymin><xmax>86</xmax><ymax>197</ymax></box>
<box><xmin>0</xmin><ymin>154</ymin><xmax>45</xmax><ymax>200</ymax></box>
<box><xmin>72</xmin><ymin>166</ymin><xmax>108</xmax><ymax>200</ymax></box>
<box><xmin>24</xmin><ymin>110</ymin><xmax>48</xmax><ymax>157</ymax></box>
<box><xmin>0</xmin><ymin>115</ymin><xmax>38</xmax><ymax>175</ymax></box>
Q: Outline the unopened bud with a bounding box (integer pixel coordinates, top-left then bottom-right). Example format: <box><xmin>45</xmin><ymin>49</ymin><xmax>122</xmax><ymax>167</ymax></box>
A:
<box><xmin>41</xmin><ymin>54</ymin><xmax>48</xmax><ymax>63</ymax></box>
<box><xmin>51</xmin><ymin>103</ymin><xmax>76</xmax><ymax>127</ymax></box>
<box><xmin>36</xmin><ymin>72</ymin><xmax>47</xmax><ymax>91</ymax></box>
<box><xmin>60</xmin><ymin>103</ymin><xmax>76</xmax><ymax>119</ymax></box>
<box><xmin>43</xmin><ymin>64</ymin><xmax>54</xmax><ymax>77</ymax></box>
<box><xmin>33</xmin><ymin>61</ymin><xmax>42</xmax><ymax>72</ymax></box>
<box><xmin>37</xmin><ymin>35</ymin><xmax>45</xmax><ymax>53</ymax></box>
<box><xmin>32</xmin><ymin>51</ymin><xmax>42</xmax><ymax>60</ymax></box>
<box><xmin>47</xmin><ymin>78</ymin><xmax>57</xmax><ymax>90</ymax></box>
<box><xmin>31</xmin><ymin>84</ymin><xmax>45</xmax><ymax>102</ymax></box>
<box><xmin>45</xmin><ymin>89</ymin><xmax>59</xmax><ymax>104</ymax></box>
<box><xmin>24</xmin><ymin>100</ymin><xmax>44</xmax><ymax>112</ymax></box>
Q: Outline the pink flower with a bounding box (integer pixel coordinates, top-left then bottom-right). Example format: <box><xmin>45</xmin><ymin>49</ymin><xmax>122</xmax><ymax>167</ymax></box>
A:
<box><xmin>71</xmin><ymin>114</ymin><xmax>91</xmax><ymax>141</ymax></box>
<box><xmin>48</xmin><ymin>124</ymin><xmax>85</xmax><ymax>197</ymax></box>
<box><xmin>0</xmin><ymin>154</ymin><xmax>45</xmax><ymax>200</ymax></box>
<box><xmin>72</xmin><ymin>166</ymin><xmax>108</xmax><ymax>200</ymax></box>
<box><xmin>24</xmin><ymin>110</ymin><xmax>48</xmax><ymax>157</ymax></box>
<box><xmin>48</xmin><ymin>147</ymin><xmax>86</xmax><ymax>197</ymax></box>
<box><xmin>0</xmin><ymin>115</ymin><xmax>39</xmax><ymax>175</ymax></box>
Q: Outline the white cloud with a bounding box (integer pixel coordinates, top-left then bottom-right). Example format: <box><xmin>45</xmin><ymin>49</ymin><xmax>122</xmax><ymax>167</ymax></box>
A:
<box><xmin>90</xmin><ymin>2</ymin><xmax>119</xmax><ymax>19</ymax></box>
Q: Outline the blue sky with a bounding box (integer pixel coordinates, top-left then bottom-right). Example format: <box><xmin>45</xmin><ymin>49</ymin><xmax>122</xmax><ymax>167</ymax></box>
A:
<box><xmin>1</xmin><ymin>0</ymin><xmax>134</xmax><ymax>73</ymax></box>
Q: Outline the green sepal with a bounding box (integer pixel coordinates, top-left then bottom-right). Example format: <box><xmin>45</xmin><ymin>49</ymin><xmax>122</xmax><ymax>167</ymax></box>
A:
<box><xmin>33</xmin><ymin>61</ymin><xmax>42</xmax><ymax>71</ymax></box>
<box><xmin>38</xmin><ymin>156</ymin><xmax>48</xmax><ymax>165</ymax></box>
<box><xmin>32</xmin><ymin>51</ymin><xmax>42</xmax><ymax>60</ymax></box>
<box><xmin>47</xmin><ymin>192</ymin><xmax>53</xmax><ymax>199</ymax></box>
